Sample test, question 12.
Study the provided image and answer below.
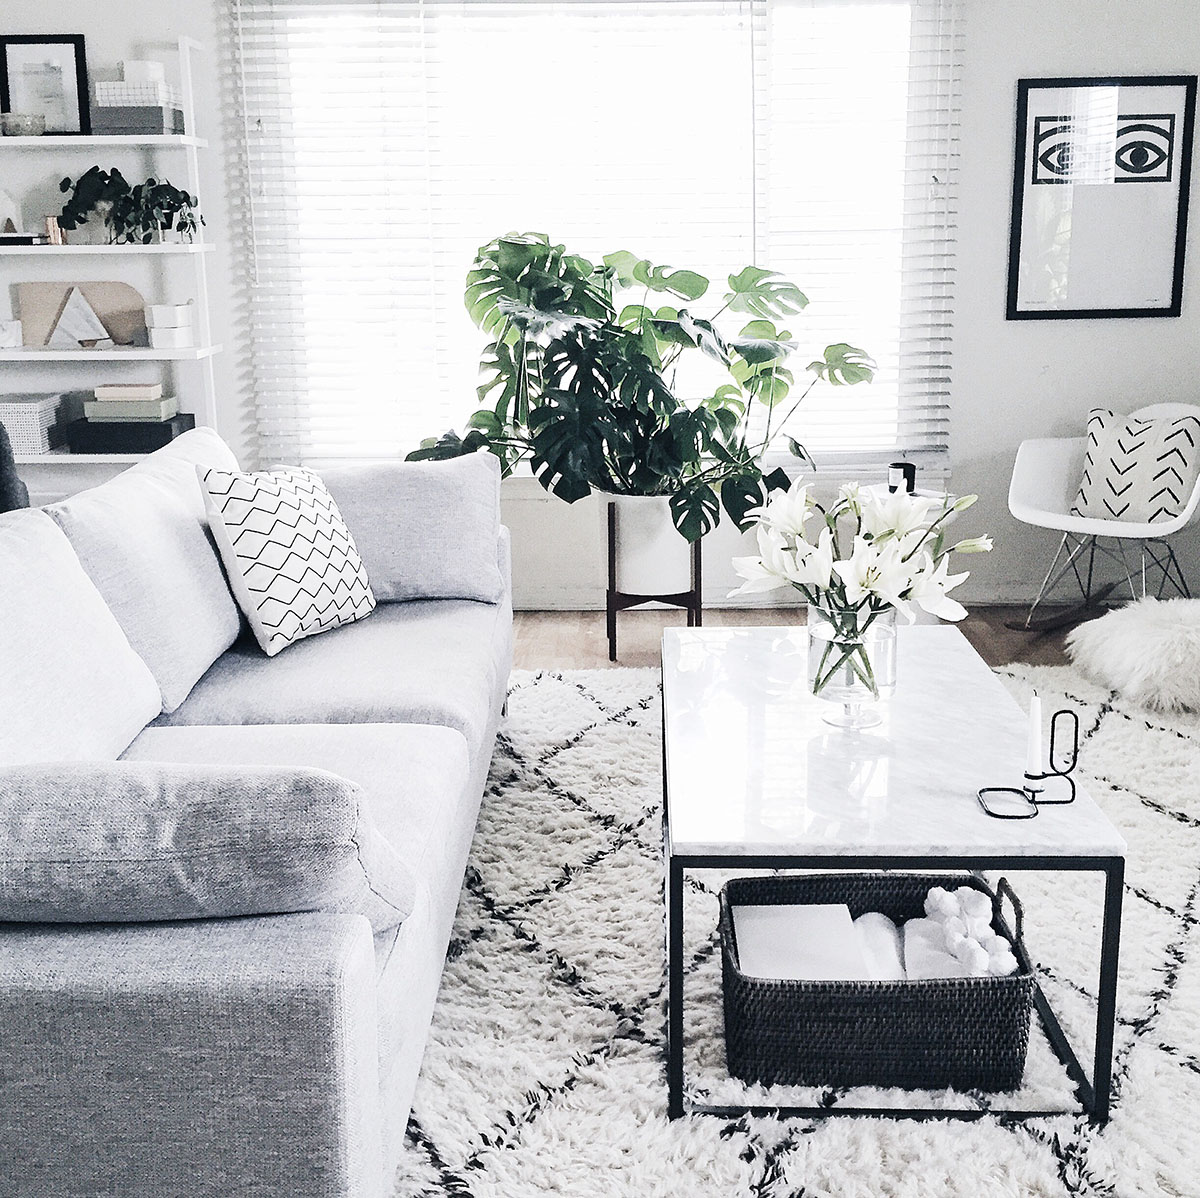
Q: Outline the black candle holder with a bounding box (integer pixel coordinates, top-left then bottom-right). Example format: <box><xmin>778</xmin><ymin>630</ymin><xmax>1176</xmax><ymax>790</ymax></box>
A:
<box><xmin>977</xmin><ymin>707</ymin><xmax>1080</xmax><ymax>820</ymax></box>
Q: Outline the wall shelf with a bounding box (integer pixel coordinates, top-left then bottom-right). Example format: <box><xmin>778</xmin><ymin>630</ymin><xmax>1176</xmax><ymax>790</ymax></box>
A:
<box><xmin>0</xmin><ymin>345</ymin><xmax>222</xmax><ymax>362</ymax></box>
<box><xmin>0</xmin><ymin>243</ymin><xmax>213</xmax><ymax>256</ymax></box>
<box><xmin>0</xmin><ymin>134</ymin><xmax>207</xmax><ymax>150</ymax></box>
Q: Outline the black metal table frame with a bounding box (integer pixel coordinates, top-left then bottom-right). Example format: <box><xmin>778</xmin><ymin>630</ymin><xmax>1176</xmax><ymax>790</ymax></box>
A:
<box><xmin>664</xmin><ymin>837</ymin><xmax>1125</xmax><ymax>1124</ymax></box>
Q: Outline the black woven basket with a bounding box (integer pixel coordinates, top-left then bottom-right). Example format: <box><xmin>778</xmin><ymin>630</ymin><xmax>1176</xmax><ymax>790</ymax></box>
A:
<box><xmin>719</xmin><ymin>872</ymin><xmax>1035</xmax><ymax>1092</ymax></box>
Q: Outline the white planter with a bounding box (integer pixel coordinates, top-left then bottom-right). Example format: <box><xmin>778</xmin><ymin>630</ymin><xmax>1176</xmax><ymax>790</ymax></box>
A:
<box><xmin>607</xmin><ymin>493</ymin><xmax>693</xmax><ymax>596</ymax></box>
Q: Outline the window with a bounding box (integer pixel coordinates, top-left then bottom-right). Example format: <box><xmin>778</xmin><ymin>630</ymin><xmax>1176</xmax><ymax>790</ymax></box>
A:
<box><xmin>228</xmin><ymin>0</ymin><xmax>962</xmax><ymax>470</ymax></box>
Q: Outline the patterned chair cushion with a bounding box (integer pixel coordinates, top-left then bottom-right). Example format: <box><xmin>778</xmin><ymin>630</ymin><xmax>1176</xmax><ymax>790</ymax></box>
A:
<box><xmin>1072</xmin><ymin>408</ymin><xmax>1200</xmax><ymax>523</ymax></box>
<box><xmin>199</xmin><ymin>466</ymin><xmax>376</xmax><ymax>657</ymax></box>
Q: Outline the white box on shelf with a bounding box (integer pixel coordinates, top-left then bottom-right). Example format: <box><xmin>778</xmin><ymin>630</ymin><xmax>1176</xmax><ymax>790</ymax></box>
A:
<box><xmin>0</xmin><ymin>393</ymin><xmax>63</xmax><ymax>455</ymax></box>
<box><xmin>144</xmin><ymin>301</ymin><xmax>194</xmax><ymax>330</ymax></box>
<box><xmin>96</xmin><ymin>81</ymin><xmax>182</xmax><ymax>108</ymax></box>
<box><xmin>148</xmin><ymin>326</ymin><xmax>194</xmax><ymax>349</ymax></box>
<box><xmin>120</xmin><ymin>59</ymin><xmax>166</xmax><ymax>84</ymax></box>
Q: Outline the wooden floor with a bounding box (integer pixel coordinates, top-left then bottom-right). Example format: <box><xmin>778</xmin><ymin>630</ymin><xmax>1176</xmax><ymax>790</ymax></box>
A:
<box><xmin>513</xmin><ymin>606</ymin><xmax>1070</xmax><ymax>671</ymax></box>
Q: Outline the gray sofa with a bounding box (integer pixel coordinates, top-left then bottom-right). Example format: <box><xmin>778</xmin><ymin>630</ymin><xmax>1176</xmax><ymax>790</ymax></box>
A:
<box><xmin>0</xmin><ymin>429</ymin><xmax>513</xmax><ymax>1197</ymax></box>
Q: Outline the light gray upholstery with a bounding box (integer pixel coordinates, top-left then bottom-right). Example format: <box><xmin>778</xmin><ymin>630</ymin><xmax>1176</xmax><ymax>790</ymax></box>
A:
<box><xmin>45</xmin><ymin>428</ymin><xmax>242</xmax><ymax>713</ymax></box>
<box><xmin>0</xmin><ymin>761</ymin><xmax>414</xmax><ymax>930</ymax></box>
<box><xmin>0</xmin><ymin>913</ymin><xmax>384</xmax><ymax>1198</ymax></box>
<box><xmin>0</xmin><ymin>510</ymin><xmax>161</xmax><ymax>766</ymax></box>
<box><xmin>321</xmin><ymin>453</ymin><xmax>505</xmax><ymax>604</ymax></box>
<box><xmin>156</xmin><ymin>595</ymin><xmax>513</xmax><ymax>759</ymax></box>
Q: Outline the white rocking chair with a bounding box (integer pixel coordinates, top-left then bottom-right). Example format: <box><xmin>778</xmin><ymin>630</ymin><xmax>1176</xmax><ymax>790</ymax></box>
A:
<box><xmin>1008</xmin><ymin>403</ymin><xmax>1200</xmax><ymax>631</ymax></box>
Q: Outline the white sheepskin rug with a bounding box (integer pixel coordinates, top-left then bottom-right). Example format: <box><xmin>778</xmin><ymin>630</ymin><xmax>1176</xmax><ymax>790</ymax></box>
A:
<box><xmin>1067</xmin><ymin>597</ymin><xmax>1200</xmax><ymax>712</ymax></box>
<box><xmin>394</xmin><ymin>666</ymin><xmax>1200</xmax><ymax>1197</ymax></box>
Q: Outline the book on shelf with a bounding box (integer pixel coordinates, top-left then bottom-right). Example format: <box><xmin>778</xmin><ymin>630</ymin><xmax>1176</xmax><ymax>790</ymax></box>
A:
<box><xmin>93</xmin><ymin>382</ymin><xmax>164</xmax><ymax>401</ymax></box>
<box><xmin>65</xmin><ymin>413</ymin><xmax>195</xmax><ymax>454</ymax></box>
<box><xmin>84</xmin><ymin>397</ymin><xmax>179</xmax><ymax>422</ymax></box>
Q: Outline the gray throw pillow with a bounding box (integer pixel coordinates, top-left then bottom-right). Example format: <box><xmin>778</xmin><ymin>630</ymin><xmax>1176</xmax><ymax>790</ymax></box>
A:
<box><xmin>0</xmin><ymin>761</ymin><xmax>414</xmax><ymax>931</ymax></box>
<box><xmin>1072</xmin><ymin>408</ymin><xmax>1200</xmax><ymax>523</ymax></box>
<box><xmin>321</xmin><ymin>452</ymin><xmax>504</xmax><ymax>603</ymax></box>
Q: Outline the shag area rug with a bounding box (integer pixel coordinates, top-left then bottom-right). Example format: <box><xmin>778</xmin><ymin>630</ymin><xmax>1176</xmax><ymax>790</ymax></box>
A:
<box><xmin>395</xmin><ymin>665</ymin><xmax>1200</xmax><ymax>1197</ymax></box>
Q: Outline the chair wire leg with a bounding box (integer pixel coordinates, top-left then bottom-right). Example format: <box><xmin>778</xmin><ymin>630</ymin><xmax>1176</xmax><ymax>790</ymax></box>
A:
<box><xmin>1026</xmin><ymin>534</ymin><xmax>1091</xmax><ymax>627</ymax></box>
<box><xmin>1166</xmin><ymin>542</ymin><xmax>1192</xmax><ymax>598</ymax></box>
<box><xmin>1114</xmin><ymin>541</ymin><xmax>1139</xmax><ymax>601</ymax></box>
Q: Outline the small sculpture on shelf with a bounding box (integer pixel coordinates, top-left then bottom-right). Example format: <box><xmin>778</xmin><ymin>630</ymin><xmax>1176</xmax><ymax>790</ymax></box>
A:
<box><xmin>0</xmin><ymin>424</ymin><xmax>30</xmax><ymax>512</ymax></box>
<box><xmin>58</xmin><ymin>166</ymin><xmax>204</xmax><ymax>245</ymax></box>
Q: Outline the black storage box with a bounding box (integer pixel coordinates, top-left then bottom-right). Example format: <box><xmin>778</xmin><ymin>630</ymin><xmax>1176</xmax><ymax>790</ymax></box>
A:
<box><xmin>719</xmin><ymin>872</ymin><xmax>1035</xmax><ymax>1092</ymax></box>
<box><xmin>64</xmin><ymin>413</ymin><xmax>195</xmax><ymax>454</ymax></box>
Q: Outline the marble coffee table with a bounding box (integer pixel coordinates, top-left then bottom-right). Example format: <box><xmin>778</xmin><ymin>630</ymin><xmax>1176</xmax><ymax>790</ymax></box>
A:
<box><xmin>661</xmin><ymin>624</ymin><xmax>1126</xmax><ymax>1122</ymax></box>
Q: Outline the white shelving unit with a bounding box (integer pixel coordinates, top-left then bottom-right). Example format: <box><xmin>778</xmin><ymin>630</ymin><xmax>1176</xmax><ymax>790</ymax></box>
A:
<box><xmin>0</xmin><ymin>37</ymin><xmax>220</xmax><ymax>460</ymax></box>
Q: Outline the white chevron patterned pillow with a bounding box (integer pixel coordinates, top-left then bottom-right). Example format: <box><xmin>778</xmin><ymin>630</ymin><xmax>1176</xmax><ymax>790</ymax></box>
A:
<box><xmin>1071</xmin><ymin>408</ymin><xmax>1200</xmax><ymax>524</ymax></box>
<box><xmin>200</xmin><ymin>466</ymin><xmax>376</xmax><ymax>656</ymax></box>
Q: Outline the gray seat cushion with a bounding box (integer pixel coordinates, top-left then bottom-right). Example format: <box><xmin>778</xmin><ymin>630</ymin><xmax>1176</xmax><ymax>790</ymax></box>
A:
<box><xmin>0</xmin><ymin>760</ymin><xmax>415</xmax><ymax>931</ymax></box>
<box><xmin>156</xmin><ymin>597</ymin><xmax>513</xmax><ymax>758</ymax></box>
<box><xmin>44</xmin><ymin>428</ymin><xmax>242</xmax><ymax>713</ymax></box>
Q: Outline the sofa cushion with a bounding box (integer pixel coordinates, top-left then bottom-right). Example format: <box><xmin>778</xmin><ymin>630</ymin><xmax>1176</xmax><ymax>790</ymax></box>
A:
<box><xmin>156</xmin><ymin>597</ymin><xmax>513</xmax><ymax>759</ymax></box>
<box><xmin>0</xmin><ymin>510</ymin><xmax>161</xmax><ymax>765</ymax></box>
<box><xmin>200</xmin><ymin>465</ymin><xmax>376</xmax><ymax>657</ymax></box>
<box><xmin>0</xmin><ymin>760</ymin><xmax>414</xmax><ymax>931</ymax></box>
<box><xmin>44</xmin><ymin>428</ymin><xmax>241</xmax><ymax>712</ymax></box>
<box><xmin>121</xmin><ymin>721</ymin><xmax>472</xmax><ymax>923</ymax></box>
<box><xmin>321</xmin><ymin>453</ymin><xmax>504</xmax><ymax>603</ymax></box>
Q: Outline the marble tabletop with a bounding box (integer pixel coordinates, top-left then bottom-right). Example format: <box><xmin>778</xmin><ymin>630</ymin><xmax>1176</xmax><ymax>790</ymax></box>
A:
<box><xmin>662</xmin><ymin>625</ymin><xmax>1126</xmax><ymax>859</ymax></box>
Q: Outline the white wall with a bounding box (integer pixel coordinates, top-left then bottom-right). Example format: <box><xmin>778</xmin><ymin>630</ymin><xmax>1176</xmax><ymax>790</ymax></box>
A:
<box><xmin>7</xmin><ymin>0</ymin><xmax>1200</xmax><ymax>605</ymax></box>
<box><xmin>953</xmin><ymin>0</ymin><xmax>1200</xmax><ymax>602</ymax></box>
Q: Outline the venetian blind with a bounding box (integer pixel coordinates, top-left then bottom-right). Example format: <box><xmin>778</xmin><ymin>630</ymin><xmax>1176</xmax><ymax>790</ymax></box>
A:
<box><xmin>227</xmin><ymin>0</ymin><xmax>962</xmax><ymax>469</ymax></box>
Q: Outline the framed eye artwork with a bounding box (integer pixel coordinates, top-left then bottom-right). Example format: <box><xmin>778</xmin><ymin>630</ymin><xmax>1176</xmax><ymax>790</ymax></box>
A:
<box><xmin>1006</xmin><ymin>75</ymin><xmax>1197</xmax><ymax>319</ymax></box>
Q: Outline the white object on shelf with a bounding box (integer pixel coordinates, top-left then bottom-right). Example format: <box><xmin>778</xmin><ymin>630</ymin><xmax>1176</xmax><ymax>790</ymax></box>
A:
<box><xmin>97</xmin><ymin>81</ymin><xmax>181</xmax><ymax>107</ymax></box>
<box><xmin>46</xmin><ymin>288</ymin><xmax>111</xmax><ymax>350</ymax></box>
<box><xmin>149</xmin><ymin>326</ymin><xmax>194</xmax><ymax>349</ymax></box>
<box><xmin>121</xmin><ymin>60</ymin><xmax>167</xmax><ymax>84</ymax></box>
<box><xmin>145</xmin><ymin>301</ymin><xmax>194</xmax><ymax>329</ymax></box>
<box><xmin>0</xmin><ymin>320</ymin><xmax>21</xmax><ymax>348</ymax></box>
<box><xmin>0</xmin><ymin>393</ymin><xmax>64</xmax><ymax>454</ymax></box>
<box><xmin>731</xmin><ymin>903</ymin><xmax>871</xmax><ymax>981</ymax></box>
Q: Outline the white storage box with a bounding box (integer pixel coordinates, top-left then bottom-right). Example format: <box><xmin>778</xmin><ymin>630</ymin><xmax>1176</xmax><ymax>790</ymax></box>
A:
<box><xmin>0</xmin><ymin>394</ymin><xmax>63</xmax><ymax>455</ymax></box>
<box><xmin>120</xmin><ymin>59</ymin><xmax>167</xmax><ymax>84</ymax></box>
<box><xmin>144</xmin><ymin>302</ymin><xmax>194</xmax><ymax>330</ymax></box>
<box><xmin>148</xmin><ymin>326</ymin><xmax>194</xmax><ymax>350</ymax></box>
<box><xmin>96</xmin><ymin>80</ymin><xmax>182</xmax><ymax>108</ymax></box>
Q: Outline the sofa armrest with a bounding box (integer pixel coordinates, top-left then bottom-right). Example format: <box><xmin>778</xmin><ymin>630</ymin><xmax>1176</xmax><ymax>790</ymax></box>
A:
<box><xmin>0</xmin><ymin>912</ymin><xmax>383</xmax><ymax>1198</ymax></box>
<box><xmin>498</xmin><ymin>524</ymin><xmax>512</xmax><ymax>600</ymax></box>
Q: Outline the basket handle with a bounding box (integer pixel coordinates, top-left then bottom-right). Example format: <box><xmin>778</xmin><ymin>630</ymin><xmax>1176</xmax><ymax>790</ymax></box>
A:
<box><xmin>992</xmin><ymin>876</ymin><xmax>1026</xmax><ymax>953</ymax></box>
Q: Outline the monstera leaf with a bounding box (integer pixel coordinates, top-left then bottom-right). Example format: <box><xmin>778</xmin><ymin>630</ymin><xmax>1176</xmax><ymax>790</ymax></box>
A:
<box><xmin>603</xmin><ymin>251</ymin><xmax>709</xmax><ymax>300</ymax></box>
<box><xmin>496</xmin><ymin>297</ymin><xmax>604</xmax><ymax>342</ymax></box>
<box><xmin>807</xmin><ymin>342</ymin><xmax>876</xmax><ymax>386</ymax></box>
<box><xmin>725</xmin><ymin>266</ymin><xmax>809</xmax><ymax>319</ymax></box>
<box><xmin>669</xmin><ymin>482</ymin><xmax>720</xmax><ymax>542</ymax></box>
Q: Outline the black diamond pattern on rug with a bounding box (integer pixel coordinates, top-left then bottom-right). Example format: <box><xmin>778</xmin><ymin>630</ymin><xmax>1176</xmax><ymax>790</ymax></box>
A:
<box><xmin>393</xmin><ymin>665</ymin><xmax>1200</xmax><ymax>1197</ymax></box>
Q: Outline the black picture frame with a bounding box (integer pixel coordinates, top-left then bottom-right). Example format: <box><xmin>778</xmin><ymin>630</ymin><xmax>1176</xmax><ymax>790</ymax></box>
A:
<box><xmin>1006</xmin><ymin>75</ymin><xmax>1197</xmax><ymax>320</ymax></box>
<box><xmin>0</xmin><ymin>34</ymin><xmax>90</xmax><ymax>135</ymax></box>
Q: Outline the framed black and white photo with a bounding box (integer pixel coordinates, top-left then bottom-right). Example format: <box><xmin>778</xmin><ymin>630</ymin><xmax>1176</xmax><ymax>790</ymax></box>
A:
<box><xmin>0</xmin><ymin>35</ymin><xmax>90</xmax><ymax>135</ymax></box>
<box><xmin>1007</xmin><ymin>75</ymin><xmax>1197</xmax><ymax>319</ymax></box>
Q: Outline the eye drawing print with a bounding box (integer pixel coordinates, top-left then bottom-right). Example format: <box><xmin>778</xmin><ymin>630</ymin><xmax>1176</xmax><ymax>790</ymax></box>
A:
<box><xmin>1032</xmin><ymin>113</ymin><xmax>1175</xmax><ymax>184</ymax></box>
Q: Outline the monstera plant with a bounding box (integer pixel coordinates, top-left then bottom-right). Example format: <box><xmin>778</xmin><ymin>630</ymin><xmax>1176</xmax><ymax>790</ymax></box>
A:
<box><xmin>408</xmin><ymin>232</ymin><xmax>874</xmax><ymax>541</ymax></box>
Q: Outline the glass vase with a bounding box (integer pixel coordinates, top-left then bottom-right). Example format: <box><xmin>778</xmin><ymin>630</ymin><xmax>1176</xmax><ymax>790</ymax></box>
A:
<box><xmin>806</xmin><ymin>604</ymin><xmax>898</xmax><ymax>729</ymax></box>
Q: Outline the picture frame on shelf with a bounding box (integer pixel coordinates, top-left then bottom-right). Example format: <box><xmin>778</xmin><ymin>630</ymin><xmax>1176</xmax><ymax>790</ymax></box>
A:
<box><xmin>1006</xmin><ymin>75</ymin><xmax>1197</xmax><ymax>320</ymax></box>
<box><xmin>0</xmin><ymin>35</ymin><xmax>90</xmax><ymax>135</ymax></box>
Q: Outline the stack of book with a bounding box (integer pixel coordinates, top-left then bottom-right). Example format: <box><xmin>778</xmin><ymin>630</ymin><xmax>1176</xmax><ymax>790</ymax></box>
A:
<box><xmin>66</xmin><ymin>383</ymin><xmax>195</xmax><ymax>454</ymax></box>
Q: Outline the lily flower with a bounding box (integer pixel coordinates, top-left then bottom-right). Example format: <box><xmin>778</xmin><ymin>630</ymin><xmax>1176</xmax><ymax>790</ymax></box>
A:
<box><xmin>908</xmin><ymin>553</ymin><xmax>970</xmax><ymax>621</ymax></box>
<box><xmin>753</xmin><ymin>479</ymin><xmax>813</xmax><ymax>537</ymax></box>
<box><xmin>949</xmin><ymin>535</ymin><xmax>994</xmax><ymax>555</ymax></box>
<box><xmin>728</xmin><ymin>525</ymin><xmax>795</xmax><ymax>595</ymax></box>
<box><xmin>860</xmin><ymin>489</ymin><xmax>940</xmax><ymax>545</ymax></box>
<box><xmin>792</xmin><ymin>526</ymin><xmax>835</xmax><ymax>589</ymax></box>
<box><xmin>832</xmin><ymin>536</ymin><xmax>915</xmax><ymax>620</ymax></box>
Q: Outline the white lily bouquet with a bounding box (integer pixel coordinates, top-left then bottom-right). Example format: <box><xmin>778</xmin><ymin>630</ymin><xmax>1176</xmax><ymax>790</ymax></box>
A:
<box><xmin>730</xmin><ymin>479</ymin><xmax>992</xmax><ymax>721</ymax></box>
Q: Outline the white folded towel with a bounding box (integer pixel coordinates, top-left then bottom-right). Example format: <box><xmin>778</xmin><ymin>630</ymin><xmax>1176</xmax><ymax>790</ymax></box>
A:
<box><xmin>901</xmin><ymin>918</ymin><xmax>970</xmax><ymax>980</ymax></box>
<box><xmin>853</xmin><ymin>911</ymin><xmax>905</xmax><ymax>982</ymax></box>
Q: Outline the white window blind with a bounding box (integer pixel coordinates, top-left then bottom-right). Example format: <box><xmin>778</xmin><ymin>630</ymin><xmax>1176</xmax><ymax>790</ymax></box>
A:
<box><xmin>227</xmin><ymin>0</ymin><xmax>962</xmax><ymax>468</ymax></box>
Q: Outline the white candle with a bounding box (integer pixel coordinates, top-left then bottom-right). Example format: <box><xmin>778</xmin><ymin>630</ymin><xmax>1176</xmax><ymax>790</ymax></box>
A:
<box><xmin>1026</xmin><ymin>691</ymin><xmax>1043</xmax><ymax>776</ymax></box>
